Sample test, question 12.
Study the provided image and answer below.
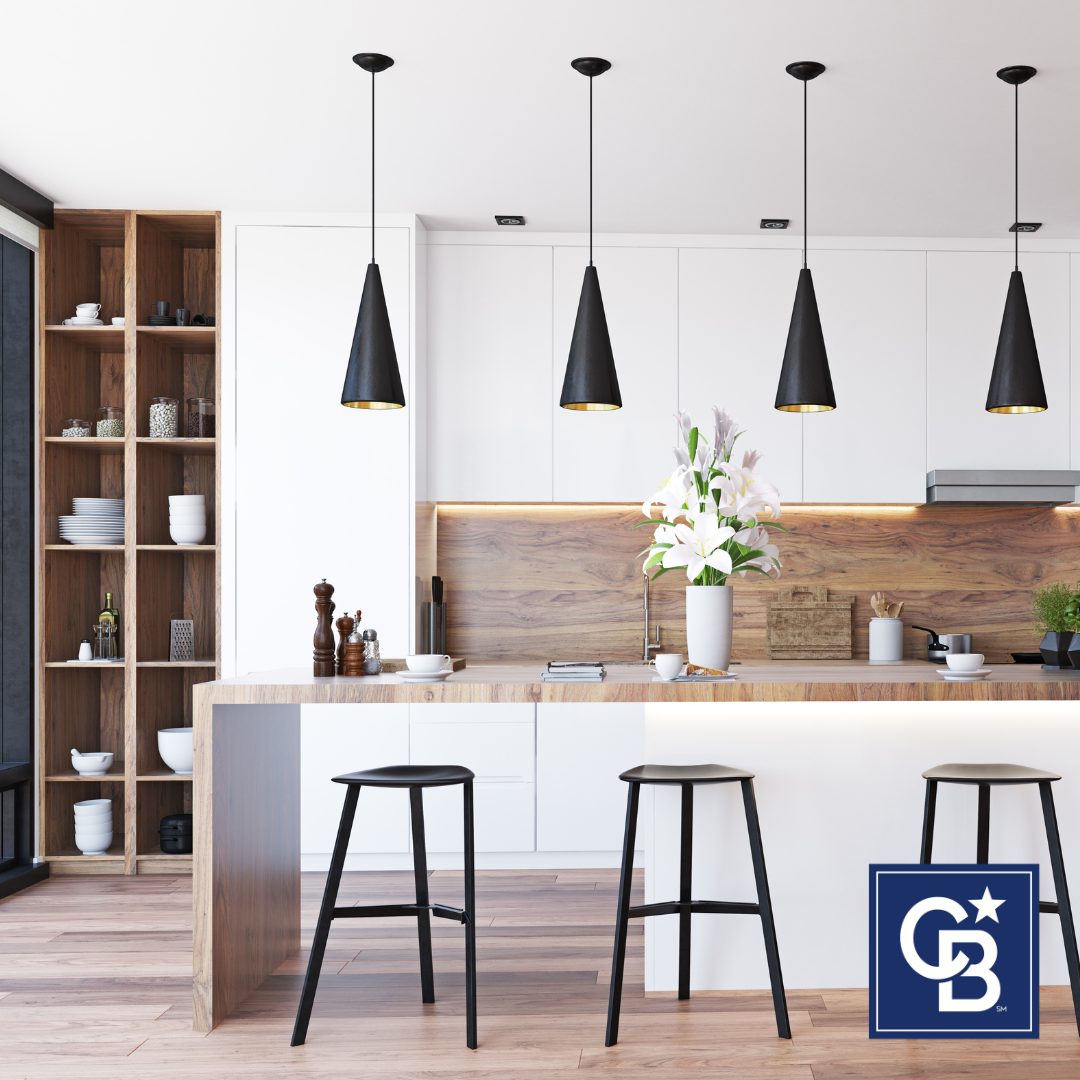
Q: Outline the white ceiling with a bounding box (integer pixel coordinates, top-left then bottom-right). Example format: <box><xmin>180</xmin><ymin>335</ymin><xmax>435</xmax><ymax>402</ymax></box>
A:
<box><xmin>4</xmin><ymin>0</ymin><xmax>1079</xmax><ymax>237</ymax></box>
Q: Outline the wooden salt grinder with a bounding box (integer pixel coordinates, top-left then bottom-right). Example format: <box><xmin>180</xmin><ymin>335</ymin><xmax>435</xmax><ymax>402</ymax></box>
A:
<box><xmin>313</xmin><ymin>579</ymin><xmax>336</xmax><ymax>677</ymax></box>
<box><xmin>335</xmin><ymin>610</ymin><xmax>356</xmax><ymax>675</ymax></box>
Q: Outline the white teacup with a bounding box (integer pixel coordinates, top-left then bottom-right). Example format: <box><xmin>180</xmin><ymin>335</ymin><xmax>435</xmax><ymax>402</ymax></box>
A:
<box><xmin>111</xmin><ymin>316</ymin><xmax>125</xmax><ymax>327</ymax></box>
<box><xmin>945</xmin><ymin>652</ymin><xmax>985</xmax><ymax>672</ymax></box>
<box><xmin>654</xmin><ymin>653</ymin><xmax>685</xmax><ymax>681</ymax></box>
<box><xmin>405</xmin><ymin>654</ymin><xmax>451</xmax><ymax>674</ymax></box>
<box><xmin>76</xmin><ymin>303</ymin><xmax>101</xmax><ymax>318</ymax></box>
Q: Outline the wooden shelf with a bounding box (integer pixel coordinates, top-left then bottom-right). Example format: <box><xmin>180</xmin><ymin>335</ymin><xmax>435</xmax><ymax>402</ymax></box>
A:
<box><xmin>44</xmin><ymin>325</ymin><xmax>124</xmax><ymax>346</ymax></box>
<box><xmin>46</xmin><ymin>853</ymin><xmax>124</xmax><ymax>863</ymax></box>
<box><xmin>45</xmin><ymin>543</ymin><xmax>124</xmax><ymax>552</ymax></box>
<box><xmin>135</xmin><ymin>437</ymin><xmax>216</xmax><ymax>454</ymax></box>
<box><xmin>135</xmin><ymin>853</ymin><xmax>192</xmax><ymax>874</ymax></box>
<box><xmin>136</xmin><ymin>660</ymin><xmax>215</xmax><ymax>668</ymax></box>
<box><xmin>136</xmin><ymin>544</ymin><xmax>215</xmax><ymax>552</ymax></box>
<box><xmin>136</xmin><ymin>326</ymin><xmax>216</xmax><ymax>350</ymax></box>
<box><xmin>136</xmin><ymin>770</ymin><xmax>192</xmax><ymax>782</ymax></box>
<box><xmin>46</xmin><ymin>770</ymin><xmax>125</xmax><ymax>783</ymax></box>
<box><xmin>44</xmin><ymin>661</ymin><xmax>125</xmax><ymax>669</ymax></box>
<box><xmin>43</xmin><ymin>436</ymin><xmax>125</xmax><ymax>453</ymax></box>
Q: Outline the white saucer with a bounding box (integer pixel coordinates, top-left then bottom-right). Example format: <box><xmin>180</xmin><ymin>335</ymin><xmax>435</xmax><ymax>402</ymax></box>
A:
<box><xmin>64</xmin><ymin>317</ymin><xmax>104</xmax><ymax>326</ymax></box>
<box><xmin>397</xmin><ymin>669</ymin><xmax>452</xmax><ymax>682</ymax></box>
<box><xmin>936</xmin><ymin>667</ymin><xmax>991</xmax><ymax>681</ymax></box>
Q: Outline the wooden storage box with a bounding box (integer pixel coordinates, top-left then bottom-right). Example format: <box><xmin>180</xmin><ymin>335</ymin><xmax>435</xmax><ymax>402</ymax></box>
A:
<box><xmin>766</xmin><ymin>586</ymin><xmax>853</xmax><ymax>659</ymax></box>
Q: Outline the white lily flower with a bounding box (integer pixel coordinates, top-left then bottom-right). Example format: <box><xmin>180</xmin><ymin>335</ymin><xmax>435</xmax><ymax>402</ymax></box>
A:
<box><xmin>642</xmin><ymin>466</ymin><xmax>692</xmax><ymax>521</ymax></box>
<box><xmin>712</xmin><ymin>406</ymin><xmax>740</xmax><ymax>461</ymax></box>
<box><xmin>710</xmin><ymin>458</ymin><xmax>781</xmax><ymax>523</ymax></box>
<box><xmin>661</xmin><ymin>515</ymin><xmax>735</xmax><ymax>583</ymax></box>
<box><xmin>734</xmin><ymin>524</ymin><xmax>782</xmax><ymax>577</ymax></box>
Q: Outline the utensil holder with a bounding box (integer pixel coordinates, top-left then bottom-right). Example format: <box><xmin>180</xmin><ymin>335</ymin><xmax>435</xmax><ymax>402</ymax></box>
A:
<box><xmin>869</xmin><ymin>617</ymin><xmax>904</xmax><ymax>664</ymax></box>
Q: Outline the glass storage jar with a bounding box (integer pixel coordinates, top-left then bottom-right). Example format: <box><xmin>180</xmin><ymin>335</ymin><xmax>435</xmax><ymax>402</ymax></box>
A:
<box><xmin>148</xmin><ymin>396</ymin><xmax>178</xmax><ymax>438</ymax></box>
<box><xmin>62</xmin><ymin>417</ymin><xmax>92</xmax><ymax>438</ymax></box>
<box><xmin>186</xmin><ymin>397</ymin><xmax>215</xmax><ymax>438</ymax></box>
<box><xmin>96</xmin><ymin>406</ymin><xmax>123</xmax><ymax>438</ymax></box>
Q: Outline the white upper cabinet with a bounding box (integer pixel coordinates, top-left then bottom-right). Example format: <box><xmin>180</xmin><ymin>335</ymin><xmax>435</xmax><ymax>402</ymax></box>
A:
<box><xmin>1072</xmin><ymin>255</ymin><xmax>1080</xmax><ymax>470</ymax></box>
<box><xmin>427</xmin><ymin>244</ymin><xmax>553</xmax><ymax>501</ymax></box>
<box><xmin>927</xmin><ymin>251</ymin><xmax>1071</xmax><ymax>470</ymax></box>
<box><xmin>678</xmin><ymin>248</ymin><xmax>804</xmax><ymax>503</ymax></box>
<box><xmin>552</xmin><ymin>246</ymin><xmax>678</xmax><ymax>502</ymax></box>
<box><xmin>803</xmin><ymin>250</ymin><xmax>927</xmax><ymax>503</ymax></box>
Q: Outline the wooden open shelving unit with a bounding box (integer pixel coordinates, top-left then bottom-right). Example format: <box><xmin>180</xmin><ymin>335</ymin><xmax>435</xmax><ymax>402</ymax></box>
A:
<box><xmin>38</xmin><ymin>210</ymin><xmax>220</xmax><ymax>875</ymax></box>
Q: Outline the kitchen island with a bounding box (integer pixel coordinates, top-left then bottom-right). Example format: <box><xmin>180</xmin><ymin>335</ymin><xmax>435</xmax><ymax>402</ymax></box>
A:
<box><xmin>193</xmin><ymin>662</ymin><xmax>1080</xmax><ymax>1030</ymax></box>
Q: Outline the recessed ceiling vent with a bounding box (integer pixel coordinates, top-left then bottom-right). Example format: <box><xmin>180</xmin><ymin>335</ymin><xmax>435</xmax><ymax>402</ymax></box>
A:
<box><xmin>495</xmin><ymin>215</ymin><xmax>526</xmax><ymax>226</ymax></box>
<box><xmin>1009</xmin><ymin>222</ymin><xmax>1042</xmax><ymax>232</ymax></box>
<box><xmin>760</xmin><ymin>218</ymin><xmax>790</xmax><ymax>229</ymax></box>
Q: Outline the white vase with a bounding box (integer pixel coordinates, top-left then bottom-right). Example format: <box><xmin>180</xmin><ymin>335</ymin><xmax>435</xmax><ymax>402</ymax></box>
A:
<box><xmin>869</xmin><ymin>617</ymin><xmax>904</xmax><ymax>664</ymax></box>
<box><xmin>685</xmin><ymin>585</ymin><xmax>733</xmax><ymax>670</ymax></box>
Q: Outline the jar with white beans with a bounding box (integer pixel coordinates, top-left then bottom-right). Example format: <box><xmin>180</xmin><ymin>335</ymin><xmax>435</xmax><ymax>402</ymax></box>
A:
<box><xmin>149</xmin><ymin>396</ymin><xmax>178</xmax><ymax>438</ymax></box>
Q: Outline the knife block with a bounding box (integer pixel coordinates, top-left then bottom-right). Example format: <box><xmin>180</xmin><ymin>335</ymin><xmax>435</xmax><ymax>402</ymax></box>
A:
<box><xmin>419</xmin><ymin>602</ymin><xmax>447</xmax><ymax>653</ymax></box>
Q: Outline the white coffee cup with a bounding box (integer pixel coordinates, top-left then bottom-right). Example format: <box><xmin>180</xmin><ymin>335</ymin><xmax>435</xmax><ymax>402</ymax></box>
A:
<box><xmin>111</xmin><ymin>316</ymin><xmax>125</xmax><ymax>327</ymax></box>
<box><xmin>945</xmin><ymin>652</ymin><xmax>985</xmax><ymax>672</ymax></box>
<box><xmin>405</xmin><ymin>654</ymin><xmax>451</xmax><ymax>674</ymax></box>
<box><xmin>654</xmin><ymin>653</ymin><xmax>684</xmax><ymax>681</ymax></box>
<box><xmin>76</xmin><ymin>303</ymin><xmax>101</xmax><ymax>318</ymax></box>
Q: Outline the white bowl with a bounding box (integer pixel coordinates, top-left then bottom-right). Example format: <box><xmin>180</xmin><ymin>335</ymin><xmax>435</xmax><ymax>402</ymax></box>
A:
<box><xmin>74</xmin><ymin>812</ymin><xmax>112</xmax><ymax>828</ymax></box>
<box><xmin>169</xmin><ymin>494</ymin><xmax>205</xmax><ymax>505</ymax></box>
<box><xmin>75</xmin><ymin>831</ymin><xmax>113</xmax><ymax>855</ymax></box>
<box><xmin>74</xmin><ymin>825</ymin><xmax>113</xmax><ymax>841</ymax></box>
<box><xmin>111</xmin><ymin>317</ymin><xmax>125</xmax><ymax>327</ymax></box>
<box><xmin>405</xmin><ymin>654</ymin><xmax>452</xmax><ymax>674</ymax></box>
<box><xmin>70</xmin><ymin>749</ymin><xmax>114</xmax><ymax>776</ymax></box>
<box><xmin>654</xmin><ymin>653</ymin><xmax>685</xmax><ymax>681</ymax></box>
<box><xmin>170</xmin><ymin>522</ymin><xmax>207</xmax><ymax>545</ymax></box>
<box><xmin>74</xmin><ymin>798</ymin><xmax>113</xmax><ymax>813</ymax></box>
<box><xmin>158</xmin><ymin>727</ymin><xmax>193</xmax><ymax>774</ymax></box>
<box><xmin>945</xmin><ymin>652</ymin><xmax>985</xmax><ymax>672</ymax></box>
<box><xmin>169</xmin><ymin>509</ymin><xmax>207</xmax><ymax>523</ymax></box>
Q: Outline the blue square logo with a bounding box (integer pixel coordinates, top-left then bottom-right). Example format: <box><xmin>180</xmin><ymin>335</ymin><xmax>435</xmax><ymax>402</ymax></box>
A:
<box><xmin>870</xmin><ymin>864</ymin><xmax>1039</xmax><ymax>1038</ymax></box>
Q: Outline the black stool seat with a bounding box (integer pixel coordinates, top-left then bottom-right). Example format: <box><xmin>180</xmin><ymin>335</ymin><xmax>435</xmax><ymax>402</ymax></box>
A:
<box><xmin>620</xmin><ymin>763</ymin><xmax>753</xmax><ymax>784</ymax></box>
<box><xmin>334</xmin><ymin>764</ymin><xmax>475</xmax><ymax>787</ymax></box>
<box><xmin>923</xmin><ymin>762</ymin><xmax>1061</xmax><ymax>784</ymax></box>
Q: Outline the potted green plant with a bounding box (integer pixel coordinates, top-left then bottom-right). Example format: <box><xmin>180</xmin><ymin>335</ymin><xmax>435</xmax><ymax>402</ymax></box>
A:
<box><xmin>1033</xmin><ymin>582</ymin><xmax>1078</xmax><ymax>668</ymax></box>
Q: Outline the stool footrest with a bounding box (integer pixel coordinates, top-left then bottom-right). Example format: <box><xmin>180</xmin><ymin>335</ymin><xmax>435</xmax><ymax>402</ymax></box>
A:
<box><xmin>1041</xmin><ymin>900</ymin><xmax>1061</xmax><ymax>915</ymax></box>
<box><xmin>333</xmin><ymin>902</ymin><xmax>467</xmax><ymax>924</ymax></box>
<box><xmin>630</xmin><ymin>899</ymin><xmax>760</xmax><ymax>919</ymax></box>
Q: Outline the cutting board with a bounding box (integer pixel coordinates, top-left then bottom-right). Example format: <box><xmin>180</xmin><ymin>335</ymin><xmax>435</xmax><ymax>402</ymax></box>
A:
<box><xmin>766</xmin><ymin>586</ymin><xmax>853</xmax><ymax>659</ymax></box>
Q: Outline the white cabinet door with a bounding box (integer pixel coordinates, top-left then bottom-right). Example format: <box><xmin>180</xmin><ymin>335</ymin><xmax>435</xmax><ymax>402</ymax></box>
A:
<box><xmin>678</xmin><ymin>248</ymin><xmax>804</xmax><ymax>503</ymax></box>
<box><xmin>536</xmin><ymin>703</ymin><xmax>644</xmax><ymax>852</ymax></box>
<box><xmin>411</xmin><ymin>704</ymin><xmax>535</xmax><ymax>852</ymax></box>
<box><xmin>300</xmin><ymin>704</ymin><xmax>410</xmax><ymax>855</ymax></box>
<box><xmin>552</xmin><ymin>246</ymin><xmax>678</xmax><ymax>502</ymax></box>
<box><xmin>235</xmin><ymin>225</ymin><xmax>412</xmax><ymax>670</ymax></box>
<box><xmin>427</xmin><ymin>244</ymin><xmax>553</xmax><ymax>501</ymax></box>
<box><xmin>927</xmin><ymin>251</ymin><xmax>1071</xmax><ymax>470</ymax></box>
<box><xmin>1073</xmin><ymin>255</ymin><xmax>1080</xmax><ymax>471</ymax></box>
<box><xmin>803</xmin><ymin>250</ymin><xmax>927</xmax><ymax>503</ymax></box>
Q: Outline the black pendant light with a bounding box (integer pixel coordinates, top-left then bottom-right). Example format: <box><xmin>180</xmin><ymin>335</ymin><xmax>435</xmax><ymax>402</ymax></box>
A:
<box><xmin>560</xmin><ymin>57</ymin><xmax>621</xmax><ymax>412</ymax></box>
<box><xmin>775</xmin><ymin>61</ymin><xmax>836</xmax><ymax>414</ymax></box>
<box><xmin>986</xmin><ymin>65</ymin><xmax>1047</xmax><ymax>414</ymax></box>
<box><xmin>341</xmin><ymin>52</ymin><xmax>405</xmax><ymax>410</ymax></box>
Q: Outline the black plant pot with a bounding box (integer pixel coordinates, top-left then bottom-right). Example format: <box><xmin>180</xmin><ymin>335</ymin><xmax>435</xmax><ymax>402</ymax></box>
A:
<box><xmin>1040</xmin><ymin>630</ymin><xmax>1074</xmax><ymax>669</ymax></box>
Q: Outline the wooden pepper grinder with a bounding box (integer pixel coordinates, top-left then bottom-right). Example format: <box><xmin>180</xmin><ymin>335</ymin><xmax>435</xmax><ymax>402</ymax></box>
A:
<box><xmin>313</xmin><ymin>579</ymin><xmax>336</xmax><ymax>677</ymax></box>
<box><xmin>334</xmin><ymin>609</ymin><xmax>355</xmax><ymax>675</ymax></box>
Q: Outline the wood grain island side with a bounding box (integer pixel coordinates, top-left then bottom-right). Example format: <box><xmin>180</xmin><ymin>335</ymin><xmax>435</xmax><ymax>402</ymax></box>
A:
<box><xmin>192</xmin><ymin>662</ymin><xmax>1080</xmax><ymax>1030</ymax></box>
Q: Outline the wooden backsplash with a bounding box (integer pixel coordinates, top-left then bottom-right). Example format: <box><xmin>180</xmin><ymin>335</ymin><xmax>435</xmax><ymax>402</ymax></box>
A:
<box><xmin>435</xmin><ymin>504</ymin><xmax>1080</xmax><ymax>663</ymax></box>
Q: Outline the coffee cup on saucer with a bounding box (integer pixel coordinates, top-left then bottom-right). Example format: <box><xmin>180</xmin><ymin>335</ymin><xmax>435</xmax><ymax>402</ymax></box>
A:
<box><xmin>405</xmin><ymin>654</ymin><xmax>451</xmax><ymax>674</ymax></box>
<box><xmin>654</xmin><ymin>653</ymin><xmax>684</xmax><ymax>680</ymax></box>
<box><xmin>75</xmin><ymin>303</ymin><xmax>101</xmax><ymax>318</ymax></box>
<box><xmin>111</xmin><ymin>317</ymin><xmax>125</xmax><ymax>327</ymax></box>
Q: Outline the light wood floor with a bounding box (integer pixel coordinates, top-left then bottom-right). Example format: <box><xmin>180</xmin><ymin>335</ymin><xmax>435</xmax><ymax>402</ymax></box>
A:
<box><xmin>3</xmin><ymin>869</ymin><xmax>1080</xmax><ymax>1078</ymax></box>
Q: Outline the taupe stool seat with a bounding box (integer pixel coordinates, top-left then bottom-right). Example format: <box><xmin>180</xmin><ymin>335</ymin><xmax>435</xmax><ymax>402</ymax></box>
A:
<box><xmin>919</xmin><ymin>761</ymin><xmax>1080</xmax><ymax>1036</ymax></box>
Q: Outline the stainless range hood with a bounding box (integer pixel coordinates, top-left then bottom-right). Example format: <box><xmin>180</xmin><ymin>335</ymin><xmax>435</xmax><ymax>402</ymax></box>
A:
<box><xmin>926</xmin><ymin>470</ymin><xmax>1080</xmax><ymax>504</ymax></box>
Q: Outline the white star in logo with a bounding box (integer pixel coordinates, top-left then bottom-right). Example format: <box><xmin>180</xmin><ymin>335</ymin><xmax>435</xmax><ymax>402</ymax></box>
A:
<box><xmin>969</xmin><ymin>886</ymin><xmax>1006</xmax><ymax>923</ymax></box>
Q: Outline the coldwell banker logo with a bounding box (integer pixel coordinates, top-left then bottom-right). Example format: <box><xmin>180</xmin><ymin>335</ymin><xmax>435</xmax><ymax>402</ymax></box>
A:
<box><xmin>869</xmin><ymin>865</ymin><xmax>1039</xmax><ymax>1038</ymax></box>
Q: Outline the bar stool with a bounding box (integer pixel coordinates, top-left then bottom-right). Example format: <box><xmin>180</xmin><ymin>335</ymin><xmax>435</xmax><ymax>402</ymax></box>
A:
<box><xmin>605</xmin><ymin>764</ymin><xmax>790</xmax><ymax>1046</ymax></box>
<box><xmin>920</xmin><ymin>762</ymin><xmax>1080</xmax><ymax>1034</ymax></box>
<box><xmin>291</xmin><ymin>764</ymin><xmax>477</xmax><ymax>1049</ymax></box>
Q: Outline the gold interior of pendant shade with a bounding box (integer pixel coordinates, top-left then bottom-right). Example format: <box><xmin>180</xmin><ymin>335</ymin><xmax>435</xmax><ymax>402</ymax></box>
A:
<box><xmin>343</xmin><ymin>400</ymin><xmax>405</xmax><ymax>410</ymax></box>
<box><xmin>562</xmin><ymin>402</ymin><xmax>621</xmax><ymax>411</ymax></box>
<box><xmin>776</xmin><ymin>403</ymin><xmax>836</xmax><ymax>413</ymax></box>
<box><xmin>987</xmin><ymin>404</ymin><xmax>1046</xmax><ymax>414</ymax></box>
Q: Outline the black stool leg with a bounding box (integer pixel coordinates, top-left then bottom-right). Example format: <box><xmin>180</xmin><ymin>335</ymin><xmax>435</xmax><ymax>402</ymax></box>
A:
<box><xmin>1040</xmin><ymin>781</ymin><xmax>1080</xmax><ymax>1036</ymax></box>
<box><xmin>741</xmin><ymin>779</ymin><xmax>791</xmax><ymax>1040</ymax></box>
<box><xmin>291</xmin><ymin>784</ymin><xmax>360</xmax><ymax>1046</ymax></box>
<box><xmin>976</xmin><ymin>783</ymin><xmax>991</xmax><ymax>863</ymax></box>
<box><xmin>605</xmin><ymin>781</ymin><xmax>640</xmax><ymax>1047</ymax></box>
<box><xmin>920</xmin><ymin>779</ymin><xmax>937</xmax><ymax>863</ymax></box>
<box><xmin>678</xmin><ymin>783</ymin><xmax>694</xmax><ymax>1000</ymax></box>
<box><xmin>463</xmin><ymin>780</ymin><xmax>478</xmax><ymax>1050</ymax></box>
<box><xmin>409</xmin><ymin>786</ymin><xmax>436</xmax><ymax>1004</ymax></box>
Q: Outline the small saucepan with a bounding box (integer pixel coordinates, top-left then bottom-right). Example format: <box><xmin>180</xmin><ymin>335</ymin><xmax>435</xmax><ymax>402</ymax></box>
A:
<box><xmin>911</xmin><ymin>625</ymin><xmax>973</xmax><ymax>664</ymax></box>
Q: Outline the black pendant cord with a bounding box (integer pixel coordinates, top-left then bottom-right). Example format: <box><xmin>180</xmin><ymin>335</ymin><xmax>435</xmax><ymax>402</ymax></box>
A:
<box><xmin>1014</xmin><ymin>82</ymin><xmax>1019</xmax><ymax>271</ymax></box>
<box><xmin>371</xmin><ymin>69</ymin><xmax>376</xmax><ymax>266</ymax></box>
<box><xmin>802</xmin><ymin>79</ymin><xmax>808</xmax><ymax>270</ymax></box>
<box><xmin>589</xmin><ymin>74</ymin><xmax>594</xmax><ymax>267</ymax></box>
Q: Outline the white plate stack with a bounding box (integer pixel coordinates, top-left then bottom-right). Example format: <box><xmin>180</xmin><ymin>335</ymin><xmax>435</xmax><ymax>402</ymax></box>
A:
<box><xmin>170</xmin><ymin>495</ymin><xmax>207</xmax><ymax>545</ymax></box>
<box><xmin>59</xmin><ymin>497</ymin><xmax>125</xmax><ymax>545</ymax></box>
<box><xmin>74</xmin><ymin>798</ymin><xmax>113</xmax><ymax>855</ymax></box>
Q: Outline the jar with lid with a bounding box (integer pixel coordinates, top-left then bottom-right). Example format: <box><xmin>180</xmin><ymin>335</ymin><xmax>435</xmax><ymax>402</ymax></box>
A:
<box><xmin>186</xmin><ymin>397</ymin><xmax>215</xmax><ymax>438</ymax></box>
<box><xmin>63</xmin><ymin>417</ymin><xmax>92</xmax><ymax>438</ymax></box>
<box><xmin>96</xmin><ymin>406</ymin><xmax>123</xmax><ymax>438</ymax></box>
<box><xmin>149</xmin><ymin>396</ymin><xmax>178</xmax><ymax>438</ymax></box>
<box><xmin>362</xmin><ymin>628</ymin><xmax>381</xmax><ymax>675</ymax></box>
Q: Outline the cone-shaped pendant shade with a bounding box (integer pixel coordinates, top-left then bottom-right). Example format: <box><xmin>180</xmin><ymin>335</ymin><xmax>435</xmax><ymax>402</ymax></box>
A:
<box><xmin>559</xmin><ymin>265</ymin><xmax>621</xmax><ymax>411</ymax></box>
<box><xmin>986</xmin><ymin>269</ymin><xmax>1047</xmax><ymax>413</ymax></box>
<box><xmin>775</xmin><ymin>267</ymin><xmax>835</xmax><ymax>412</ymax></box>
<box><xmin>341</xmin><ymin>262</ymin><xmax>404</xmax><ymax>409</ymax></box>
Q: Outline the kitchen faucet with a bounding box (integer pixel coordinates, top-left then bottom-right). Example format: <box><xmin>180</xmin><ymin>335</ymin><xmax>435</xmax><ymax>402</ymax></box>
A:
<box><xmin>642</xmin><ymin>572</ymin><xmax>663</xmax><ymax>663</ymax></box>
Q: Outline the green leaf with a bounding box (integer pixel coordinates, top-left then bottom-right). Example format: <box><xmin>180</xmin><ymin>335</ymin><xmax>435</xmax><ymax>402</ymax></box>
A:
<box><xmin>643</xmin><ymin>549</ymin><xmax>667</xmax><ymax>570</ymax></box>
<box><xmin>687</xmin><ymin>426</ymin><xmax>699</xmax><ymax>463</ymax></box>
<box><xmin>634</xmin><ymin>519</ymin><xmax>676</xmax><ymax>529</ymax></box>
<box><xmin>650</xmin><ymin>565</ymin><xmax>677</xmax><ymax>580</ymax></box>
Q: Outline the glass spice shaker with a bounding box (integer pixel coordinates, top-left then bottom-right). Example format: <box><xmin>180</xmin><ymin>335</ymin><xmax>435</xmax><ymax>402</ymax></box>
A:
<box><xmin>362</xmin><ymin>628</ymin><xmax>381</xmax><ymax>675</ymax></box>
<box><xmin>96</xmin><ymin>405</ymin><xmax>123</xmax><ymax>438</ymax></box>
<box><xmin>186</xmin><ymin>397</ymin><xmax>215</xmax><ymax>438</ymax></box>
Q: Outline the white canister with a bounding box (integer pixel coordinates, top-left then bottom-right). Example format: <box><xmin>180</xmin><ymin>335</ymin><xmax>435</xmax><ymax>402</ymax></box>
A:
<box><xmin>78</xmin><ymin>639</ymin><xmax>93</xmax><ymax>661</ymax></box>
<box><xmin>869</xmin><ymin>617</ymin><xmax>904</xmax><ymax>664</ymax></box>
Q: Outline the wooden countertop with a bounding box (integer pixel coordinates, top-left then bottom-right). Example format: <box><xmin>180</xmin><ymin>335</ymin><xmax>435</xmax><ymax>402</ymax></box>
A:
<box><xmin>195</xmin><ymin>661</ymin><xmax>1080</xmax><ymax>704</ymax></box>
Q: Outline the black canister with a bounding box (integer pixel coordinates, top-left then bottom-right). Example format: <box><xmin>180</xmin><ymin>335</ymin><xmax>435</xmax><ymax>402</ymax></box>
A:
<box><xmin>160</xmin><ymin>812</ymin><xmax>193</xmax><ymax>855</ymax></box>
